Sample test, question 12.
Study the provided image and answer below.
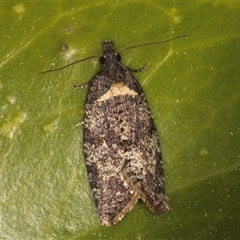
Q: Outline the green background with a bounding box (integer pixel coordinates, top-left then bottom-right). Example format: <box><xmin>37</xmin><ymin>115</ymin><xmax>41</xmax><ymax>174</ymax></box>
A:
<box><xmin>1</xmin><ymin>2</ymin><xmax>239</xmax><ymax>239</ymax></box>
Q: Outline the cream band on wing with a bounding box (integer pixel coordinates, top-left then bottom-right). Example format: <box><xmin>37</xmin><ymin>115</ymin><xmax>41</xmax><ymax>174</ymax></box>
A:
<box><xmin>97</xmin><ymin>82</ymin><xmax>137</xmax><ymax>102</ymax></box>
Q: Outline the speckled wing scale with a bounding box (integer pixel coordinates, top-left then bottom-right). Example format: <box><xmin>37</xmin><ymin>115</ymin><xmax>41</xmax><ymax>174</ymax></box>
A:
<box><xmin>39</xmin><ymin>35</ymin><xmax>189</xmax><ymax>227</ymax></box>
<box><xmin>83</xmin><ymin>40</ymin><xmax>170</xmax><ymax>226</ymax></box>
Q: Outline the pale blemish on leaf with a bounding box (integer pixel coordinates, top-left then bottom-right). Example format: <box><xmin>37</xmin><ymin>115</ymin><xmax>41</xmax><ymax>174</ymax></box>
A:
<box><xmin>170</xmin><ymin>7</ymin><xmax>182</xmax><ymax>24</ymax></box>
<box><xmin>199</xmin><ymin>148</ymin><xmax>208</xmax><ymax>156</ymax></box>
<box><xmin>13</xmin><ymin>3</ymin><xmax>25</xmax><ymax>15</ymax></box>
<box><xmin>43</xmin><ymin>119</ymin><xmax>59</xmax><ymax>132</ymax></box>
<box><xmin>6</xmin><ymin>95</ymin><xmax>16</xmax><ymax>104</ymax></box>
<box><xmin>0</xmin><ymin>111</ymin><xmax>27</xmax><ymax>139</ymax></box>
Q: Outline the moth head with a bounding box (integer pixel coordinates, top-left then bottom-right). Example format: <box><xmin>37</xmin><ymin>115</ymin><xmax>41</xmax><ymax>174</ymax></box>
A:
<box><xmin>100</xmin><ymin>52</ymin><xmax>121</xmax><ymax>64</ymax></box>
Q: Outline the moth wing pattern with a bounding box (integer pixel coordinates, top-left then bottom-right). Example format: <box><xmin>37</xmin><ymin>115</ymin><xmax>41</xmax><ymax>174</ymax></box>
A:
<box><xmin>83</xmin><ymin>40</ymin><xmax>169</xmax><ymax>226</ymax></box>
<box><xmin>39</xmin><ymin>36</ymin><xmax>188</xmax><ymax>227</ymax></box>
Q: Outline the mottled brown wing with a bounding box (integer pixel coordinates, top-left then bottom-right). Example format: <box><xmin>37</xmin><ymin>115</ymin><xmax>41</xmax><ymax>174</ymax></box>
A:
<box><xmin>84</xmin><ymin>89</ymin><xmax>142</xmax><ymax>226</ymax></box>
<box><xmin>84</xmin><ymin>65</ymin><xmax>169</xmax><ymax>226</ymax></box>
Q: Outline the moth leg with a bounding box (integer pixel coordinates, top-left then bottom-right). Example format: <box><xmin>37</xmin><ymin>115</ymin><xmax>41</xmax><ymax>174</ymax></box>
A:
<box><xmin>127</xmin><ymin>63</ymin><xmax>150</xmax><ymax>73</ymax></box>
<box><xmin>73</xmin><ymin>80</ymin><xmax>92</xmax><ymax>126</ymax></box>
<box><xmin>72</xmin><ymin>82</ymin><xmax>89</xmax><ymax>89</ymax></box>
<box><xmin>72</xmin><ymin>77</ymin><xmax>95</xmax><ymax>89</ymax></box>
<box><xmin>76</xmin><ymin>121</ymin><xmax>84</xmax><ymax>127</ymax></box>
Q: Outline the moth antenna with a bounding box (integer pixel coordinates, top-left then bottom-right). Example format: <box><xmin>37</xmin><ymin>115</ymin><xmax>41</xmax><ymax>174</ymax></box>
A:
<box><xmin>38</xmin><ymin>55</ymin><xmax>99</xmax><ymax>74</ymax></box>
<box><xmin>119</xmin><ymin>34</ymin><xmax>190</xmax><ymax>53</ymax></box>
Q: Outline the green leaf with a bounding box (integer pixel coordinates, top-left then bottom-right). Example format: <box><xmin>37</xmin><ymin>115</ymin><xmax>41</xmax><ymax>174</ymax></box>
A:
<box><xmin>1</xmin><ymin>2</ymin><xmax>239</xmax><ymax>239</ymax></box>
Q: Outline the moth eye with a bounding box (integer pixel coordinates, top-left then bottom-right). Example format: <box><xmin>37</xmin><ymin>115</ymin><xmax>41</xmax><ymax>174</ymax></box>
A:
<box><xmin>115</xmin><ymin>52</ymin><xmax>121</xmax><ymax>62</ymax></box>
<box><xmin>100</xmin><ymin>56</ymin><xmax>106</xmax><ymax>64</ymax></box>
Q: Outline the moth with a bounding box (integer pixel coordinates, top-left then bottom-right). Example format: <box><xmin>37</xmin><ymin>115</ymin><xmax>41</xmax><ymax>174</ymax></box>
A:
<box><xmin>39</xmin><ymin>35</ymin><xmax>189</xmax><ymax>226</ymax></box>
